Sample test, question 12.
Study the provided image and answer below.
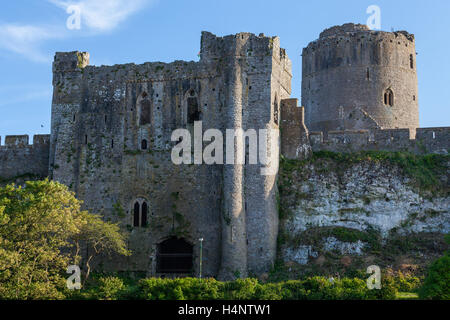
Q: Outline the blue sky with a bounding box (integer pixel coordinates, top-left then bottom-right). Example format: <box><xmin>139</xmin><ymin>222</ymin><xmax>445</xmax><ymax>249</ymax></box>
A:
<box><xmin>0</xmin><ymin>0</ymin><xmax>449</xmax><ymax>142</ymax></box>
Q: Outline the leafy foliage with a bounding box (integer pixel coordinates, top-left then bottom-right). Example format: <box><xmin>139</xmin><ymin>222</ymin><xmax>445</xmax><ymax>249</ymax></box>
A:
<box><xmin>419</xmin><ymin>235</ymin><xmax>450</xmax><ymax>300</ymax></box>
<box><xmin>280</xmin><ymin>151</ymin><xmax>449</xmax><ymax>195</ymax></box>
<box><xmin>138</xmin><ymin>276</ymin><xmax>397</xmax><ymax>300</ymax></box>
<box><xmin>96</xmin><ymin>276</ymin><xmax>125</xmax><ymax>300</ymax></box>
<box><xmin>0</xmin><ymin>180</ymin><xmax>130</xmax><ymax>299</ymax></box>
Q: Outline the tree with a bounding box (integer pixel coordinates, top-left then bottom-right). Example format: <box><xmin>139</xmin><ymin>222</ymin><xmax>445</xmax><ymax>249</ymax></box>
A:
<box><xmin>0</xmin><ymin>180</ymin><xmax>130</xmax><ymax>299</ymax></box>
<box><xmin>73</xmin><ymin>211</ymin><xmax>130</xmax><ymax>284</ymax></box>
<box><xmin>419</xmin><ymin>235</ymin><xmax>450</xmax><ymax>300</ymax></box>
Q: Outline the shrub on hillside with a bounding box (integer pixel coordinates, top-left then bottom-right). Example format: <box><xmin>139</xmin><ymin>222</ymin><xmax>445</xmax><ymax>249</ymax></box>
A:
<box><xmin>139</xmin><ymin>278</ymin><xmax>223</xmax><ymax>300</ymax></box>
<box><xmin>419</xmin><ymin>254</ymin><xmax>450</xmax><ymax>300</ymax></box>
<box><xmin>96</xmin><ymin>276</ymin><xmax>125</xmax><ymax>300</ymax></box>
<box><xmin>138</xmin><ymin>276</ymin><xmax>398</xmax><ymax>300</ymax></box>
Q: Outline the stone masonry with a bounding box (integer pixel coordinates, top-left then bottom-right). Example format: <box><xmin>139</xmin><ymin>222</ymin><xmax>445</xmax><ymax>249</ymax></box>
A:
<box><xmin>0</xmin><ymin>24</ymin><xmax>448</xmax><ymax>279</ymax></box>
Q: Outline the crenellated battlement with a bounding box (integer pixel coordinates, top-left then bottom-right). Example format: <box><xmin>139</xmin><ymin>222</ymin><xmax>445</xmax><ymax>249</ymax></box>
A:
<box><xmin>0</xmin><ymin>135</ymin><xmax>50</xmax><ymax>181</ymax></box>
<box><xmin>0</xmin><ymin>26</ymin><xmax>448</xmax><ymax>280</ymax></box>
<box><xmin>308</xmin><ymin>127</ymin><xmax>450</xmax><ymax>155</ymax></box>
<box><xmin>280</xmin><ymin>99</ymin><xmax>449</xmax><ymax>159</ymax></box>
<box><xmin>0</xmin><ymin>134</ymin><xmax>50</xmax><ymax>148</ymax></box>
<box><xmin>200</xmin><ymin>31</ymin><xmax>285</xmax><ymax>61</ymax></box>
<box><xmin>302</xmin><ymin>23</ymin><xmax>419</xmax><ymax>135</ymax></box>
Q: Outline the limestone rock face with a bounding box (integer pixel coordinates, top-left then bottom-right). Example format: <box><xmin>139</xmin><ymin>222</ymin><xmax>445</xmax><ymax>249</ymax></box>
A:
<box><xmin>280</xmin><ymin>159</ymin><xmax>449</xmax><ymax>268</ymax></box>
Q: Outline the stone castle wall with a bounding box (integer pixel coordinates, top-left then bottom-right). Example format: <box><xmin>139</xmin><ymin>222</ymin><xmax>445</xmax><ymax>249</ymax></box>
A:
<box><xmin>0</xmin><ymin>25</ymin><xmax>448</xmax><ymax>280</ymax></box>
<box><xmin>280</xmin><ymin>98</ymin><xmax>449</xmax><ymax>158</ymax></box>
<box><xmin>49</xmin><ymin>32</ymin><xmax>292</xmax><ymax>279</ymax></box>
<box><xmin>302</xmin><ymin>23</ymin><xmax>419</xmax><ymax>134</ymax></box>
<box><xmin>0</xmin><ymin>135</ymin><xmax>50</xmax><ymax>181</ymax></box>
<box><xmin>308</xmin><ymin>127</ymin><xmax>450</xmax><ymax>154</ymax></box>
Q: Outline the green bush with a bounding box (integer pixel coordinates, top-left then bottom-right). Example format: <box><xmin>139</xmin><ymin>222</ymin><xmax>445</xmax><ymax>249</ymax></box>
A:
<box><xmin>367</xmin><ymin>275</ymin><xmax>398</xmax><ymax>300</ymax></box>
<box><xmin>222</xmin><ymin>278</ymin><xmax>259</xmax><ymax>300</ymax></box>
<box><xmin>139</xmin><ymin>278</ymin><xmax>222</xmax><ymax>300</ymax></box>
<box><xmin>254</xmin><ymin>282</ymin><xmax>283</xmax><ymax>300</ymax></box>
<box><xmin>96</xmin><ymin>276</ymin><xmax>125</xmax><ymax>300</ymax></box>
<box><xmin>138</xmin><ymin>276</ymin><xmax>397</xmax><ymax>300</ymax></box>
<box><xmin>394</xmin><ymin>272</ymin><xmax>422</xmax><ymax>292</ymax></box>
<box><xmin>419</xmin><ymin>254</ymin><xmax>450</xmax><ymax>300</ymax></box>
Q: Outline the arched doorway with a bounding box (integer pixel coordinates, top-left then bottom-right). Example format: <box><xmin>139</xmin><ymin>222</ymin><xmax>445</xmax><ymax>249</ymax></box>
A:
<box><xmin>156</xmin><ymin>237</ymin><xmax>193</xmax><ymax>274</ymax></box>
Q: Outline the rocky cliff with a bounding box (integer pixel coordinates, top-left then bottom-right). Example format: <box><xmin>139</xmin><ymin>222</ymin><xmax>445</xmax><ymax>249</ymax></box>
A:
<box><xmin>277</xmin><ymin>151</ymin><xmax>449</xmax><ymax>278</ymax></box>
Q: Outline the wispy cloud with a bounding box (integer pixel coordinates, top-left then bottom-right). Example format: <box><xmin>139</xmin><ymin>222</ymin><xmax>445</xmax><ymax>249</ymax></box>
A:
<box><xmin>48</xmin><ymin>0</ymin><xmax>151</xmax><ymax>32</ymax></box>
<box><xmin>0</xmin><ymin>0</ymin><xmax>153</xmax><ymax>62</ymax></box>
<box><xmin>0</xmin><ymin>84</ymin><xmax>52</xmax><ymax>107</ymax></box>
<box><xmin>0</xmin><ymin>24</ymin><xmax>63</xmax><ymax>62</ymax></box>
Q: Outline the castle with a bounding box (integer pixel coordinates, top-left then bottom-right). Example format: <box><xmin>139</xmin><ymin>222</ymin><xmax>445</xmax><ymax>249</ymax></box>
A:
<box><xmin>0</xmin><ymin>23</ymin><xmax>448</xmax><ymax>280</ymax></box>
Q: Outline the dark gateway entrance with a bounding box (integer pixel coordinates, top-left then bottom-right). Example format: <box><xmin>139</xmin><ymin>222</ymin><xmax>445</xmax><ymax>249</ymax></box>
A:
<box><xmin>156</xmin><ymin>237</ymin><xmax>193</xmax><ymax>274</ymax></box>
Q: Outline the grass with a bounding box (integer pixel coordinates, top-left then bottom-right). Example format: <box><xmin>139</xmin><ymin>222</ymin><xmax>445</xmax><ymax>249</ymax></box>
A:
<box><xmin>396</xmin><ymin>292</ymin><xmax>419</xmax><ymax>300</ymax></box>
<box><xmin>280</xmin><ymin>150</ymin><xmax>449</xmax><ymax>196</ymax></box>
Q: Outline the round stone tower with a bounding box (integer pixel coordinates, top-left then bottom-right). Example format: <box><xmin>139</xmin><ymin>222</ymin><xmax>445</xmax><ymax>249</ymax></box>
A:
<box><xmin>301</xmin><ymin>23</ymin><xmax>419</xmax><ymax>134</ymax></box>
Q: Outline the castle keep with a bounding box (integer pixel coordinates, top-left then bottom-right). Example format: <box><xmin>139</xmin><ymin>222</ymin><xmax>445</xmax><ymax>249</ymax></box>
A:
<box><xmin>0</xmin><ymin>24</ymin><xmax>449</xmax><ymax>280</ymax></box>
<box><xmin>302</xmin><ymin>24</ymin><xmax>419</xmax><ymax>134</ymax></box>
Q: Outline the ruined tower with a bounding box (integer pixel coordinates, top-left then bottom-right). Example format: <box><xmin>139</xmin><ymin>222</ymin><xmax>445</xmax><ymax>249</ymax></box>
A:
<box><xmin>301</xmin><ymin>23</ymin><xmax>419</xmax><ymax>135</ymax></box>
<box><xmin>48</xmin><ymin>32</ymin><xmax>291</xmax><ymax>280</ymax></box>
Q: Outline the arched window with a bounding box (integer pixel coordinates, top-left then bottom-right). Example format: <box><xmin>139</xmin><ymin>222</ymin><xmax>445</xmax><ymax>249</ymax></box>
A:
<box><xmin>133</xmin><ymin>202</ymin><xmax>140</xmax><ymax>227</ymax></box>
<box><xmin>384</xmin><ymin>89</ymin><xmax>394</xmax><ymax>106</ymax></box>
<box><xmin>187</xmin><ymin>90</ymin><xmax>201</xmax><ymax>124</ymax></box>
<box><xmin>139</xmin><ymin>93</ymin><xmax>151</xmax><ymax>125</ymax></box>
<box><xmin>132</xmin><ymin>199</ymin><xmax>149</xmax><ymax>227</ymax></box>
<box><xmin>141</xmin><ymin>202</ymin><xmax>148</xmax><ymax>227</ymax></box>
<box><xmin>141</xmin><ymin>139</ymin><xmax>148</xmax><ymax>150</ymax></box>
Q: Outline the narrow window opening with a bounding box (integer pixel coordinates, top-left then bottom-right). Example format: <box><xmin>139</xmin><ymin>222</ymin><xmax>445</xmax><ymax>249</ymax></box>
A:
<box><xmin>273</xmin><ymin>97</ymin><xmax>279</xmax><ymax>125</ymax></box>
<box><xmin>187</xmin><ymin>96</ymin><xmax>201</xmax><ymax>124</ymax></box>
<box><xmin>111</xmin><ymin>139</ymin><xmax>114</xmax><ymax>149</ymax></box>
<box><xmin>141</xmin><ymin>139</ymin><xmax>148</xmax><ymax>150</ymax></box>
<box><xmin>432</xmin><ymin>131</ymin><xmax>436</xmax><ymax>139</ymax></box>
<box><xmin>84</xmin><ymin>135</ymin><xmax>88</xmax><ymax>144</ymax></box>
<box><xmin>104</xmin><ymin>115</ymin><xmax>107</xmax><ymax>123</ymax></box>
<box><xmin>139</xmin><ymin>97</ymin><xmax>151</xmax><ymax>125</ymax></box>
<box><xmin>133</xmin><ymin>202</ymin><xmax>140</xmax><ymax>227</ymax></box>
<box><xmin>73</xmin><ymin>114</ymin><xmax>76</xmax><ymax>122</ymax></box>
<box><xmin>384</xmin><ymin>89</ymin><xmax>394</xmax><ymax>106</ymax></box>
<box><xmin>366</xmin><ymin>68</ymin><xmax>370</xmax><ymax>80</ymax></box>
<box><xmin>141</xmin><ymin>202</ymin><xmax>148</xmax><ymax>227</ymax></box>
<box><xmin>410</xmin><ymin>54</ymin><xmax>414</xmax><ymax>69</ymax></box>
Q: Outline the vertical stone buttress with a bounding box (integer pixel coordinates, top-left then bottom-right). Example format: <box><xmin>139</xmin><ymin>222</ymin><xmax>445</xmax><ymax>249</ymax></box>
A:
<box><xmin>218</xmin><ymin>36</ymin><xmax>248</xmax><ymax>280</ymax></box>
<box><xmin>50</xmin><ymin>51</ymin><xmax>89</xmax><ymax>186</ymax></box>
<box><xmin>201</xmin><ymin>32</ymin><xmax>292</xmax><ymax>279</ymax></box>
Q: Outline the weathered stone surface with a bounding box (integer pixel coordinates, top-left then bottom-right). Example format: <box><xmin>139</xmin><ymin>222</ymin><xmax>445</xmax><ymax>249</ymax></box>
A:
<box><xmin>279</xmin><ymin>160</ymin><xmax>449</xmax><ymax>266</ymax></box>
<box><xmin>0</xmin><ymin>25</ymin><xmax>449</xmax><ymax>279</ymax></box>
<box><xmin>0</xmin><ymin>135</ymin><xmax>50</xmax><ymax>181</ymax></box>
<box><xmin>47</xmin><ymin>32</ymin><xmax>291</xmax><ymax>279</ymax></box>
<box><xmin>302</xmin><ymin>23</ymin><xmax>420</xmax><ymax>135</ymax></box>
